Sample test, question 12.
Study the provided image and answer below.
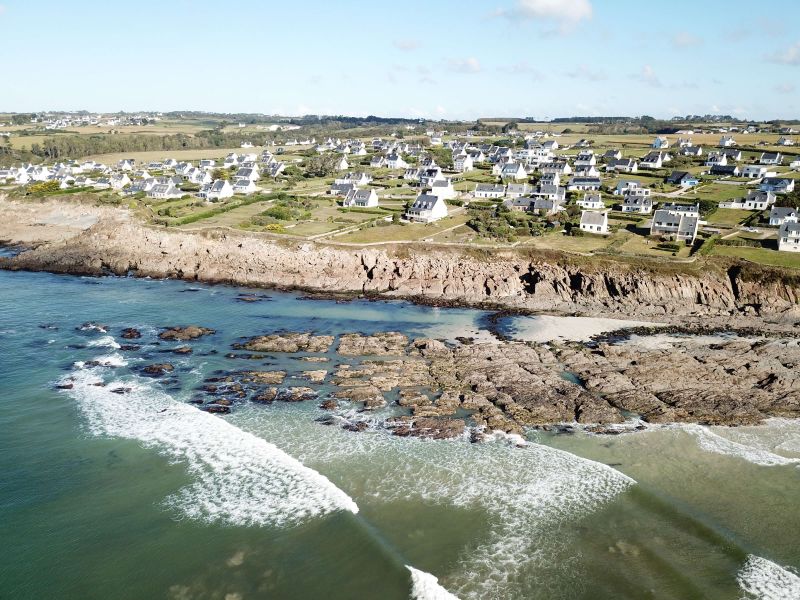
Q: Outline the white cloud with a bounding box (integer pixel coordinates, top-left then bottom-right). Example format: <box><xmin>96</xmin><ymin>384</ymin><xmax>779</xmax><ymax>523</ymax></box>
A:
<box><xmin>774</xmin><ymin>83</ymin><xmax>796</xmax><ymax>94</ymax></box>
<box><xmin>393</xmin><ymin>39</ymin><xmax>420</xmax><ymax>51</ymax></box>
<box><xmin>567</xmin><ymin>64</ymin><xmax>606</xmax><ymax>81</ymax></box>
<box><xmin>632</xmin><ymin>64</ymin><xmax>662</xmax><ymax>87</ymax></box>
<box><xmin>767</xmin><ymin>41</ymin><xmax>800</xmax><ymax>65</ymax></box>
<box><xmin>497</xmin><ymin>0</ymin><xmax>592</xmax><ymax>33</ymax></box>
<box><xmin>447</xmin><ymin>57</ymin><xmax>481</xmax><ymax>74</ymax></box>
<box><xmin>672</xmin><ymin>31</ymin><xmax>702</xmax><ymax>48</ymax></box>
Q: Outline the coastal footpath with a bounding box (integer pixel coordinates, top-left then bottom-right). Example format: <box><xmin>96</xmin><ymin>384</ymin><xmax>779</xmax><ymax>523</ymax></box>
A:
<box><xmin>1</xmin><ymin>198</ymin><xmax>799</xmax><ymax>326</ymax></box>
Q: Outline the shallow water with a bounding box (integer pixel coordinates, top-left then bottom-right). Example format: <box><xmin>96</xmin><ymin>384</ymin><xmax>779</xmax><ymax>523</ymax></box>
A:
<box><xmin>1</xmin><ymin>270</ymin><xmax>798</xmax><ymax>599</ymax></box>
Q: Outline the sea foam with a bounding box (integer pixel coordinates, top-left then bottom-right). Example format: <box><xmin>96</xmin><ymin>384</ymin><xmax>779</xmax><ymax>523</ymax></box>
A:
<box><xmin>233</xmin><ymin>405</ymin><xmax>635</xmax><ymax>600</ymax></box>
<box><xmin>62</xmin><ymin>369</ymin><xmax>358</xmax><ymax>527</ymax></box>
<box><xmin>407</xmin><ymin>566</ymin><xmax>460</xmax><ymax>600</ymax></box>
<box><xmin>686</xmin><ymin>425</ymin><xmax>800</xmax><ymax>467</ymax></box>
<box><xmin>86</xmin><ymin>335</ymin><xmax>121</xmax><ymax>349</ymax></box>
<box><xmin>738</xmin><ymin>555</ymin><xmax>800</xmax><ymax>599</ymax></box>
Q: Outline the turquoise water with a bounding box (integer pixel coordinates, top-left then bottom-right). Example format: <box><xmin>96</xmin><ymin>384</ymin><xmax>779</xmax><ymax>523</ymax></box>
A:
<box><xmin>1</xmin><ymin>268</ymin><xmax>799</xmax><ymax>599</ymax></box>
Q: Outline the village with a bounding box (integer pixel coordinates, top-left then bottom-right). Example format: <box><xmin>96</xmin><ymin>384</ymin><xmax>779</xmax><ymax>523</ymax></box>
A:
<box><xmin>1</xmin><ymin>116</ymin><xmax>799</xmax><ymax>267</ymax></box>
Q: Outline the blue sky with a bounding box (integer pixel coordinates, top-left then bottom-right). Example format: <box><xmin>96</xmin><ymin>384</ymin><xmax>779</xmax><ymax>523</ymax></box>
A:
<box><xmin>2</xmin><ymin>0</ymin><xmax>800</xmax><ymax>120</ymax></box>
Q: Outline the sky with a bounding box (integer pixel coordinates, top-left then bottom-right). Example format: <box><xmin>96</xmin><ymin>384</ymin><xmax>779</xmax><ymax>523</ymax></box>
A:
<box><xmin>2</xmin><ymin>0</ymin><xmax>800</xmax><ymax>121</ymax></box>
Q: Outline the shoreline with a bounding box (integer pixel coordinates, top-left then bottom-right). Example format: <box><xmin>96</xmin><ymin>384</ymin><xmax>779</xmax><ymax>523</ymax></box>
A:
<box><xmin>1</xmin><ymin>197</ymin><xmax>799</xmax><ymax>334</ymax></box>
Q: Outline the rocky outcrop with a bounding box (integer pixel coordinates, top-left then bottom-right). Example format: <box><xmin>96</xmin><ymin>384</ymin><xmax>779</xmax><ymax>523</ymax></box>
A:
<box><xmin>159</xmin><ymin>326</ymin><xmax>215</xmax><ymax>341</ymax></box>
<box><xmin>555</xmin><ymin>336</ymin><xmax>800</xmax><ymax>426</ymax></box>
<box><xmin>3</xmin><ymin>219</ymin><xmax>798</xmax><ymax>322</ymax></box>
<box><xmin>233</xmin><ymin>332</ymin><xmax>334</xmax><ymax>353</ymax></box>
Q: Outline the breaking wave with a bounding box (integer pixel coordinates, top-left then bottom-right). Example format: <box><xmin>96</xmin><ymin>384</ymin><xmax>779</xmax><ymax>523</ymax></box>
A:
<box><xmin>738</xmin><ymin>555</ymin><xmax>800</xmax><ymax>599</ymax></box>
<box><xmin>61</xmin><ymin>368</ymin><xmax>358</xmax><ymax>527</ymax></box>
<box><xmin>686</xmin><ymin>425</ymin><xmax>800</xmax><ymax>467</ymax></box>
<box><xmin>407</xmin><ymin>566</ymin><xmax>460</xmax><ymax>600</ymax></box>
<box><xmin>232</xmin><ymin>405</ymin><xmax>635</xmax><ymax>599</ymax></box>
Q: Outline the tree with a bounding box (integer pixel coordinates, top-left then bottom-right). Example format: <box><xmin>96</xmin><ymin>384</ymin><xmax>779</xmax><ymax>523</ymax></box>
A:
<box><xmin>212</xmin><ymin>168</ymin><xmax>230</xmax><ymax>181</ymax></box>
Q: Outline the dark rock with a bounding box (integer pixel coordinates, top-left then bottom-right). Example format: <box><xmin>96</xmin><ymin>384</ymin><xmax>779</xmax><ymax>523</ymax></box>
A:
<box><xmin>119</xmin><ymin>344</ymin><xmax>140</xmax><ymax>351</ymax></box>
<box><xmin>141</xmin><ymin>363</ymin><xmax>175</xmax><ymax>377</ymax></box>
<box><xmin>252</xmin><ymin>388</ymin><xmax>279</xmax><ymax>404</ymax></box>
<box><xmin>203</xmin><ymin>404</ymin><xmax>231</xmax><ymax>414</ymax></box>
<box><xmin>276</xmin><ymin>387</ymin><xmax>317</xmax><ymax>402</ymax></box>
<box><xmin>320</xmin><ymin>399</ymin><xmax>338</xmax><ymax>410</ymax></box>
<box><xmin>121</xmin><ymin>328</ymin><xmax>142</xmax><ymax>340</ymax></box>
<box><xmin>343</xmin><ymin>421</ymin><xmax>369</xmax><ymax>433</ymax></box>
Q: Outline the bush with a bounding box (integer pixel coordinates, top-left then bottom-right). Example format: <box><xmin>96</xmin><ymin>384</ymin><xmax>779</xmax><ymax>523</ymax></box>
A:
<box><xmin>655</xmin><ymin>242</ymin><xmax>681</xmax><ymax>252</ymax></box>
<box><xmin>28</xmin><ymin>180</ymin><xmax>61</xmax><ymax>194</ymax></box>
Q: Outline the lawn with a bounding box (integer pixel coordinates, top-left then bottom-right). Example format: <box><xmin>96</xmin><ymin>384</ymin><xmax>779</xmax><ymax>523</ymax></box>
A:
<box><xmin>336</xmin><ymin>214</ymin><xmax>470</xmax><ymax>244</ymax></box>
<box><xmin>712</xmin><ymin>244</ymin><xmax>800</xmax><ymax>269</ymax></box>
<box><xmin>84</xmin><ymin>147</ymin><xmax>254</xmax><ymax>165</ymax></box>
<box><xmin>705</xmin><ymin>208</ymin><xmax>754</xmax><ymax>226</ymax></box>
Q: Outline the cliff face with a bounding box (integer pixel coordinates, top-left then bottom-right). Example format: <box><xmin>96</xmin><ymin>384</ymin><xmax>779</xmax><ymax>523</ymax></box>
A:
<box><xmin>3</xmin><ymin>219</ymin><xmax>799</xmax><ymax>321</ymax></box>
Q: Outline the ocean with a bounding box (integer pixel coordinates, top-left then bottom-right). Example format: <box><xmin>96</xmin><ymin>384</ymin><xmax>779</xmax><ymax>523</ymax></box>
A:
<box><xmin>1</xmin><ymin>265</ymin><xmax>798</xmax><ymax>599</ymax></box>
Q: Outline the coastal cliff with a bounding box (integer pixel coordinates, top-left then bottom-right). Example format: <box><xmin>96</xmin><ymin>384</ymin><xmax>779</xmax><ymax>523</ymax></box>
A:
<box><xmin>2</xmin><ymin>216</ymin><xmax>799</xmax><ymax>323</ymax></box>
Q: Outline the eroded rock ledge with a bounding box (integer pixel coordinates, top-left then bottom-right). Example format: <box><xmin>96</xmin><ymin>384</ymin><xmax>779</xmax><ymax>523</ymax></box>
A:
<box><xmin>3</xmin><ymin>218</ymin><xmax>799</xmax><ymax>324</ymax></box>
<box><xmin>185</xmin><ymin>330</ymin><xmax>800</xmax><ymax>437</ymax></box>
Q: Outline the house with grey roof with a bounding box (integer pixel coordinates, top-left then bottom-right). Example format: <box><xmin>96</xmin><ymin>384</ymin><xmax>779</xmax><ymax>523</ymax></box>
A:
<box><xmin>778</xmin><ymin>219</ymin><xmax>800</xmax><ymax>252</ymax></box>
<box><xmin>343</xmin><ymin>188</ymin><xmax>378</xmax><ymax>208</ymax></box>
<box><xmin>406</xmin><ymin>193</ymin><xmax>448</xmax><ymax>223</ymax></box>
<box><xmin>650</xmin><ymin>206</ymin><xmax>701</xmax><ymax>243</ymax></box>
<box><xmin>579</xmin><ymin>210</ymin><xmax>609</xmax><ymax>234</ymax></box>
<box><xmin>474</xmin><ymin>183</ymin><xmax>506</xmax><ymax>199</ymax></box>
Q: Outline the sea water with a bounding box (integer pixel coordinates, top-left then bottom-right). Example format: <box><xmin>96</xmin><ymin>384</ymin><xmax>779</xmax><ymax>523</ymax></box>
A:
<box><xmin>0</xmin><ymin>268</ymin><xmax>798</xmax><ymax>599</ymax></box>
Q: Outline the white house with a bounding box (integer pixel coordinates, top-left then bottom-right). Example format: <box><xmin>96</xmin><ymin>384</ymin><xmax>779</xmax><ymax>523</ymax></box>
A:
<box><xmin>334</xmin><ymin>156</ymin><xmax>349</xmax><ymax>171</ymax></box>
<box><xmin>147</xmin><ymin>182</ymin><xmax>183</xmax><ymax>200</ymax></box>
<box><xmin>580</xmin><ymin>210</ymin><xmax>609</xmax><ymax>234</ymax></box>
<box><xmin>110</xmin><ymin>173</ymin><xmax>131</xmax><ymax>190</ymax></box>
<box><xmin>760</xmin><ymin>177</ymin><xmax>795</xmax><ymax>194</ymax></box>
<box><xmin>386</xmin><ymin>153</ymin><xmax>408</xmax><ymax>170</ymax></box>
<box><xmin>233</xmin><ymin>178</ymin><xmax>258</xmax><ymax>195</ymax></box>
<box><xmin>577</xmin><ymin>192</ymin><xmax>604</xmax><ymax>209</ymax></box>
<box><xmin>205</xmin><ymin>179</ymin><xmax>234</xmax><ymax>201</ymax></box>
<box><xmin>370</xmin><ymin>155</ymin><xmax>387</xmax><ymax>169</ymax></box>
<box><xmin>235</xmin><ymin>167</ymin><xmax>260</xmax><ymax>182</ymax></box>
<box><xmin>430</xmin><ymin>178</ymin><xmax>457</xmax><ymax>200</ymax></box>
<box><xmin>622</xmin><ymin>191</ymin><xmax>653</xmax><ymax>214</ymax></box>
<box><xmin>705</xmin><ymin>152</ymin><xmax>727</xmax><ymax>167</ymax></box>
<box><xmin>770</xmin><ymin>206</ymin><xmax>798</xmax><ymax>226</ymax></box>
<box><xmin>606</xmin><ymin>158</ymin><xmax>638</xmax><ymax>173</ymax></box>
<box><xmin>719</xmin><ymin>135</ymin><xmax>737</xmax><ymax>147</ymax></box>
<box><xmin>567</xmin><ymin>176</ymin><xmax>601</xmax><ymax>192</ymax></box>
<box><xmin>720</xmin><ymin>190</ymin><xmax>776</xmax><ymax>211</ymax></box>
<box><xmin>741</xmin><ymin>165</ymin><xmax>772</xmax><ymax>179</ymax></box>
<box><xmin>574</xmin><ymin>150</ymin><xmax>596</xmax><ymax>167</ymax></box>
<box><xmin>777</xmin><ymin>136</ymin><xmax>795</xmax><ymax>146</ymax></box>
<box><xmin>343</xmin><ymin>188</ymin><xmax>379</xmax><ymax>208</ymax></box>
<box><xmin>650</xmin><ymin>207</ymin><xmax>700</xmax><ymax>244</ymax></box>
<box><xmin>505</xmin><ymin>183</ymin><xmax>531</xmax><ymax>199</ymax></box>
<box><xmin>453</xmin><ymin>153</ymin><xmax>474</xmax><ymax>173</ymax></box>
<box><xmin>406</xmin><ymin>193</ymin><xmax>448</xmax><ymax>223</ymax></box>
<box><xmin>759</xmin><ymin>152</ymin><xmax>783</xmax><ymax>166</ymax></box>
<box><xmin>640</xmin><ymin>151</ymin><xmax>670</xmax><ymax>170</ymax></box>
<box><xmin>500</xmin><ymin>162</ymin><xmax>527</xmax><ymax>180</ymax></box>
<box><xmin>778</xmin><ymin>219</ymin><xmax>800</xmax><ymax>252</ymax></box>
<box><xmin>474</xmin><ymin>183</ymin><xmax>506</xmax><ymax>199</ymax></box>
